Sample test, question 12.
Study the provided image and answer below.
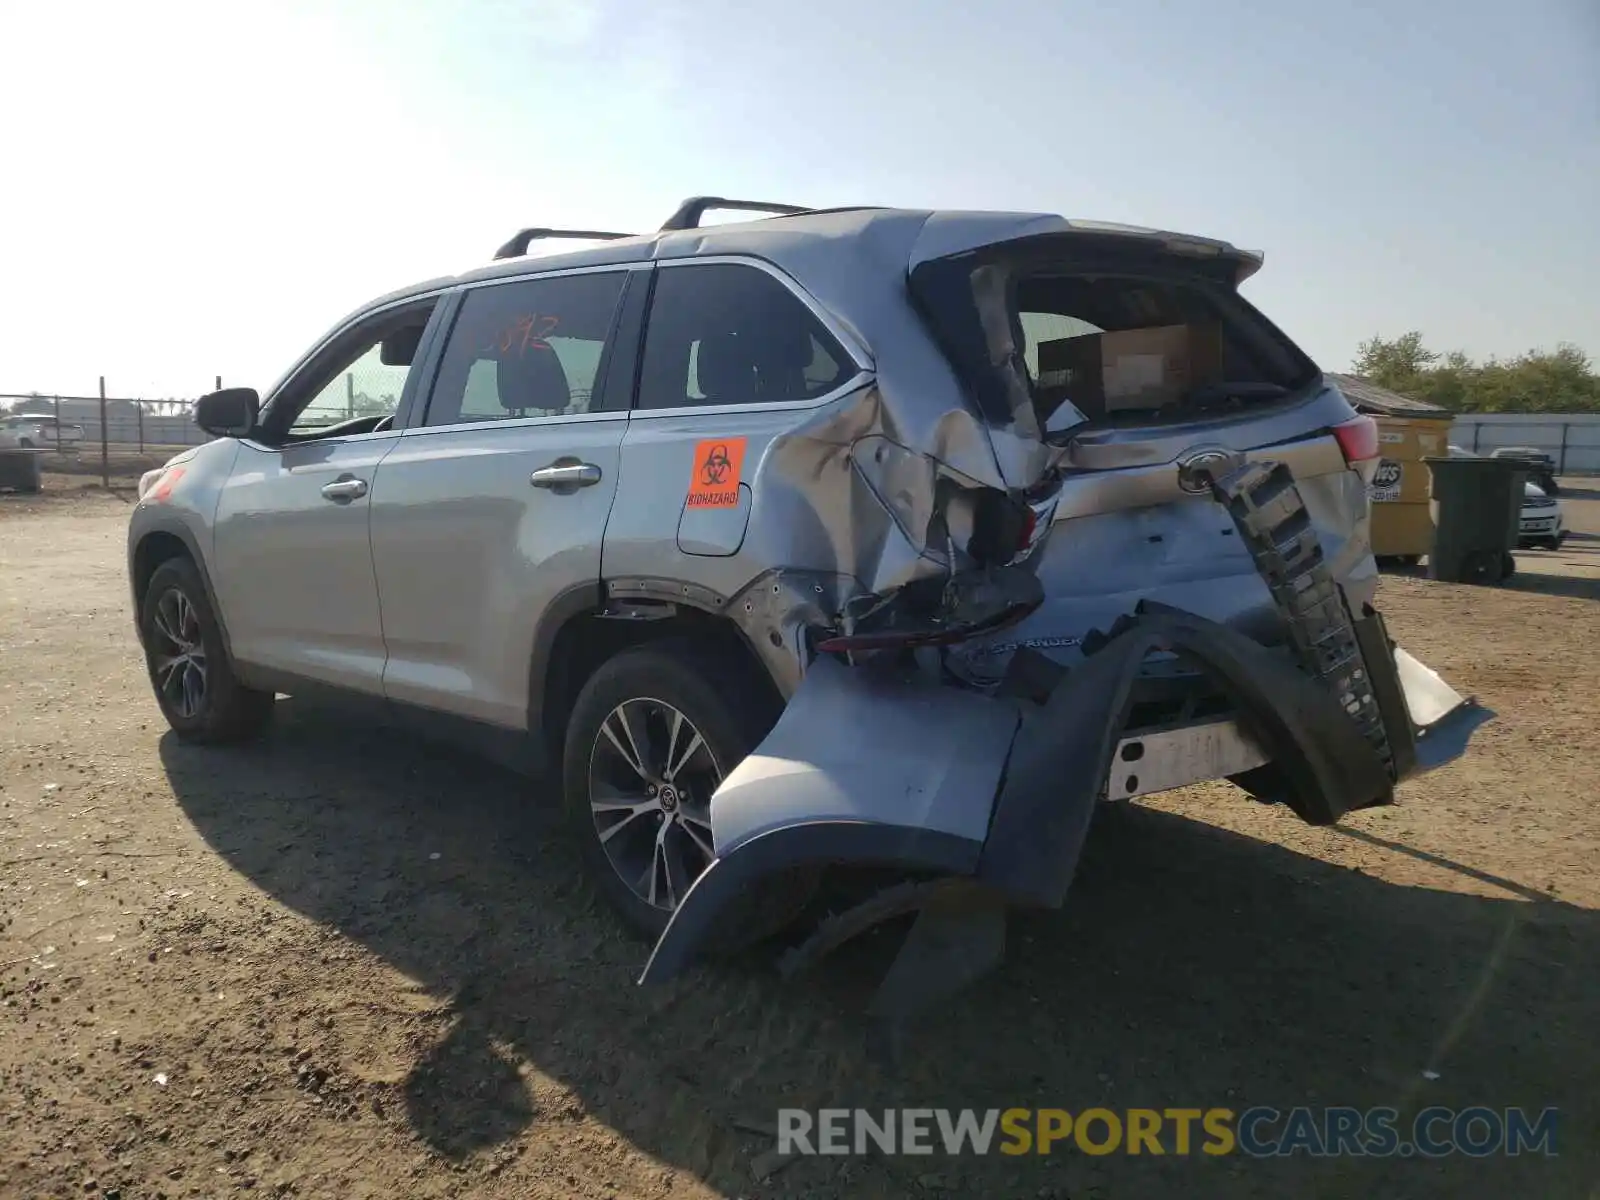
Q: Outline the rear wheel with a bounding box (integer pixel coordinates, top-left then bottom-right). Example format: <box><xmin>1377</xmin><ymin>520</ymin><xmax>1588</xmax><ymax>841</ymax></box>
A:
<box><xmin>562</xmin><ymin>639</ymin><xmax>814</xmax><ymax>945</ymax></box>
<box><xmin>139</xmin><ymin>558</ymin><xmax>274</xmax><ymax>742</ymax></box>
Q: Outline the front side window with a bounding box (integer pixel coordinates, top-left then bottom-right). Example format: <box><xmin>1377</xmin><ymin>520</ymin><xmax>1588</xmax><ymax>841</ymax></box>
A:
<box><xmin>285</xmin><ymin>304</ymin><xmax>437</xmax><ymax>436</ymax></box>
<box><xmin>636</xmin><ymin>263</ymin><xmax>856</xmax><ymax>410</ymax></box>
<box><xmin>423</xmin><ymin>271</ymin><xmax>628</xmax><ymax>427</ymax></box>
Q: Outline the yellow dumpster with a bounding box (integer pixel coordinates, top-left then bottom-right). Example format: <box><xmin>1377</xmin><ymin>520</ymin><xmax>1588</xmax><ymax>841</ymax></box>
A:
<box><xmin>1325</xmin><ymin>374</ymin><xmax>1453</xmax><ymax>563</ymax></box>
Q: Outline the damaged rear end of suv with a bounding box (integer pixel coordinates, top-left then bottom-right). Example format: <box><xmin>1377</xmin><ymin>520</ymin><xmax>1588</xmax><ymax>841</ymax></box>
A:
<box><xmin>632</xmin><ymin>209</ymin><xmax>1491</xmax><ymax>1016</ymax></box>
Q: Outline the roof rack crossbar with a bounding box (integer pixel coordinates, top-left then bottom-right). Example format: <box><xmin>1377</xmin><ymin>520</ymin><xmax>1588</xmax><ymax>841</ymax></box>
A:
<box><xmin>660</xmin><ymin>196</ymin><xmax>811</xmax><ymax>232</ymax></box>
<box><xmin>492</xmin><ymin>227</ymin><xmax>636</xmax><ymax>261</ymax></box>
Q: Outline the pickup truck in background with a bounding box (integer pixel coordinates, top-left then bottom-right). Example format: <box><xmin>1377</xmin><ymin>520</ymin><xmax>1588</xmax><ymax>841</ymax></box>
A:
<box><xmin>0</xmin><ymin>414</ymin><xmax>86</xmax><ymax>451</ymax></box>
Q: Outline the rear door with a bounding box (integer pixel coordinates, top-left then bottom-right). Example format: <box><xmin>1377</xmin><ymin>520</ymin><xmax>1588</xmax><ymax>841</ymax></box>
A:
<box><xmin>368</xmin><ymin>265</ymin><xmax>643</xmax><ymax>729</ymax></box>
<box><xmin>601</xmin><ymin>258</ymin><xmax>873</xmax><ymax>629</ymax></box>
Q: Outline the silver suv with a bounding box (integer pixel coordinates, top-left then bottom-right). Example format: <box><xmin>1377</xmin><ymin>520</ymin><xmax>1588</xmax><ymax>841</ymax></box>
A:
<box><xmin>128</xmin><ymin>198</ymin><xmax>1489</xmax><ymax>1009</ymax></box>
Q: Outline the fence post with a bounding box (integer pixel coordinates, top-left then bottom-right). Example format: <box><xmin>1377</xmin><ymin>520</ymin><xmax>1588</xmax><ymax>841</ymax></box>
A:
<box><xmin>137</xmin><ymin>400</ymin><xmax>145</xmax><ymax>455</ymax></box>
<box><xmin>346</xmin><ymin>372</ymin><xmax>354</xmax><ymax>419</ymax></box>
<box><xmin>1558</xmin><ymin>423</ymin><xmax>1569</xmax><ymax>476</ymax></box>
<box><xmin>215</xmin><ymin>375</ymin><xmax>222</xmax><ymax>392</ymax></box>
<box><xmin>99</xmin><ymin>376</ymin><xmax>109</xmax><ymax>488</ymax></box>
<box><xmin>54</xmin><ymin>395</ymin><xmax>62</xmax><ymax>457</ymax></box>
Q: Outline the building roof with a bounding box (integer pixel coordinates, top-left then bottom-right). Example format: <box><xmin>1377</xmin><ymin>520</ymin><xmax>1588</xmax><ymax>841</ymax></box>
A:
<box><xmin>1325</xmin><ymin>372</ymin><xmax>1450</xmax><ymax>417</ymax></box>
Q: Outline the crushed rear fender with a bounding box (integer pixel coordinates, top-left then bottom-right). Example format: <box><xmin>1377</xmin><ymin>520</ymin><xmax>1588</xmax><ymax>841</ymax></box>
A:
<box><xmin>638</xmin><ymin>608</ymin><xmax>1491</xmax><ymax>984</ymax></box>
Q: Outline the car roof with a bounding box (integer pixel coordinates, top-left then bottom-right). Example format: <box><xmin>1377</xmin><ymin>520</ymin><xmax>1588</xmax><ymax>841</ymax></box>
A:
<box><xmin>360</xmin><ymin>207</ymin><xmax>1264</xmax><ymax>311</ymax></box>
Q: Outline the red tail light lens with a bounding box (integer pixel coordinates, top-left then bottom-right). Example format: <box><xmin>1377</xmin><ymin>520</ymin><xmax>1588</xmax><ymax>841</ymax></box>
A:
<box><xmin>1332</xmin><ymin>415</ymin><xmax>1380</xmax><ymax>464</ymax></box>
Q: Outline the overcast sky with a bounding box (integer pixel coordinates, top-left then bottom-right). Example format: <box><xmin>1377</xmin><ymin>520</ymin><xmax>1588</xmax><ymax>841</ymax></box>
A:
<box><xmin>3</xmin><ymin>0</ymin><xmax>1596</xmax><ymax>398</ymax></box>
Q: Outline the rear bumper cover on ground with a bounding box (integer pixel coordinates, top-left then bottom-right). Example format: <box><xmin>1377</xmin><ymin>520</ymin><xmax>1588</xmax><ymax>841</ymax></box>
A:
<box><xmin>639</xmin><ymin>605</ymin><xmax>1490</xmax><ymax>984</ymax></box>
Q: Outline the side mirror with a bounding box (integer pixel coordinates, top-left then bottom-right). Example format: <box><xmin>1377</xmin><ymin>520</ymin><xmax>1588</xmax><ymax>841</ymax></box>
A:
<box><xmin>194</xmin><ymin>388</ymin><xmax>259</xmax><ymax>437</ymax></box>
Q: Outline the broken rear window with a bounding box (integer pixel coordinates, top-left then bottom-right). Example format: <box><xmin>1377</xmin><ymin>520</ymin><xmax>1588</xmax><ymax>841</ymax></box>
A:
<box><xmin>910</xmin><ymin>233</ymin><xmax>1320</xmax><ymax>434</ymax></box>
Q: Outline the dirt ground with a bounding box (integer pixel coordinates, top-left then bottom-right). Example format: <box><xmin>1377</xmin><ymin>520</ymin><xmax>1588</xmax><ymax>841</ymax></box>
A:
<box><xmin>3</xmin><ymin>478</ymin><xmax>1598</xmax><ymax>1200</ymax></box>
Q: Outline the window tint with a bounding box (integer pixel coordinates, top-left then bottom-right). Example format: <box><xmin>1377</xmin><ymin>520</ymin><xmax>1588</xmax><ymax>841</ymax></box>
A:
<box><xmin>425</xmin><ymin>272</ymin><xmax>627</xmax><ymax>427</ymax></box>
<box><xmin>637</xmin><ymin>264</ymin><xmax>855</xmax><ymax>410</ymax></box>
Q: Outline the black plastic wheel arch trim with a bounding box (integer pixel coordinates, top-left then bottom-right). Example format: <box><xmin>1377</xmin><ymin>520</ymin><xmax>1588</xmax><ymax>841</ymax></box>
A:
<box><xmin>637</xmin><ymin>821</ymin><xmax>983</xmax><ymax>985</ymax></box>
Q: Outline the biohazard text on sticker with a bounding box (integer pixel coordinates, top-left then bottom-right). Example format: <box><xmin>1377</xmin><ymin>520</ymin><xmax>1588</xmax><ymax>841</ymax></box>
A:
<box><xmin>687</xmin><ymin>438</ymin><xmax>747</xmax><ymax>509</ymax></box>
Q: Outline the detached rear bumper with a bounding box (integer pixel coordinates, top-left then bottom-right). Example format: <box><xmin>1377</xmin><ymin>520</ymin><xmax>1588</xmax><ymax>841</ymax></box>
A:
<box><xmin>639</xmin><ymin>604</ymin><xmax>1491</xmax><ymax>984</ymax></box>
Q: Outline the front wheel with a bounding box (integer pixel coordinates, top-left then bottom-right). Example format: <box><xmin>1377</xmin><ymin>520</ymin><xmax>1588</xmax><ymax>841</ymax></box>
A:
<box><xmin>562</xmin><ymin>640</ymin><xmax>814</xmax><ymax>945</ymax></box>
<box><xmin>139</xmin><ymin>558</ymin><xmax>274</xmax><ymax>743</ymax></box>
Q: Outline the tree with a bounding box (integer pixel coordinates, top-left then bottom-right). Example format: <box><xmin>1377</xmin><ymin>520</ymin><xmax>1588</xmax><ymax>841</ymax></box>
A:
<box><xmin>349</xmin><ymin>392</ymin><xmax>397</xmax><ymax>417</ymax></box>
<box><xmin>13</xmin><ymin>393</ymin><xmax>54</xmax><ymax>415</ymax></box>
<box><xmin>1352</xmin><ymin>331</ymin><xmax>1438</xmax><ymax>392</ymax></box>
<box><xmin>1349</xmin><ymin>334</ymin><xmax>1600</xmax><ymax>414</ymax></box>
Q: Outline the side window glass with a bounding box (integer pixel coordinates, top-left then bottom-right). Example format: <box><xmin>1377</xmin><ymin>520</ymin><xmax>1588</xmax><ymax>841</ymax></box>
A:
<box><xmin>637</xmin><ymin>263</ymin><xmax>855</xmax><ymax>410</ymax></box>
<box><xmin>424</xmin><ymin>272</ymin><xmax>627</xmax><ymax>427</ymax></box>
<box><xmin>289</xmin><ymin>307</ymin><xmax>434</xmax><ymax>434</ymax></box>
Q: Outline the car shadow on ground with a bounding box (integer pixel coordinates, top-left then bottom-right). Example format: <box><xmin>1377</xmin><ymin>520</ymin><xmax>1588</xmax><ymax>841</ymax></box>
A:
<box><xmin>1380</xmin><ymin>548</ymin><xmax>1600</xmax><ymax>602</ymax></box>
<box><xmin>161</xmin><ymin>703</ymin><xmax>1597</xmax><ymax>1199</ymax></box>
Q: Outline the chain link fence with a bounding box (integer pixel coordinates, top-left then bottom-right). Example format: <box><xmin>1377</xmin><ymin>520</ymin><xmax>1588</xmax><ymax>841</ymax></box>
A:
<box><xmin>0</xmin><ymin>382</ymin><xmax>216</xmax><ymax>485</ymax></box>
<box><xmin>0</xmin><ymin>372</ymin><xmax>409</xmax><ymax>488</ymax></box>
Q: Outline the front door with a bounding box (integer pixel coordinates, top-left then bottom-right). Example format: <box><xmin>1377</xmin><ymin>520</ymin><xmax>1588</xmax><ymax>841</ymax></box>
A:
<box><xmin>212</xmin><ymin>298</ymin><xmax>441</xmax><ymax>692</ymax></box>
<box><xmin>369</xmin><ymin>267</ymin><xmax>642</xmax><ymax>728</ymax></box>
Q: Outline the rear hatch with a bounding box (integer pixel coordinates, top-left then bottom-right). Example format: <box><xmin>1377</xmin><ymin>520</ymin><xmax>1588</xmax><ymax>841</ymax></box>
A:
<box><xmin>907</xmin><ymin>219</ymin><xmax>1381</xmax><ymax>679</ymax></box>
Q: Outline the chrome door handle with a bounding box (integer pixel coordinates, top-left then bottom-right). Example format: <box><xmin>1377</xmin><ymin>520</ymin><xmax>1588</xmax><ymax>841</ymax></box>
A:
<box><xmin>530</xmin><ymin>462</ymin><xmax>602</xmax><ymax>489</ymax></box>
<box><xmin>320</xmin><ymin>478</ymin><xmax>368</xmax><ymax>502</ymax></box>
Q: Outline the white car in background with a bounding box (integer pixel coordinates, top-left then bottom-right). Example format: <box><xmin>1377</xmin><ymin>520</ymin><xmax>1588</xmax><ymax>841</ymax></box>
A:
<box><xmin>1519</xmin><ymin>481</ymin><xmax>1565</xmax><ymax>550</ymax></box>
<box><xmin>0</xmin><ymin>414</ymin><xmax>85</xmax><ymax>450</ymax></box>
<box><xmin>1448</xmin><ymin>444</ymin><xmax>1565</xmax><ymax>549</ymax></box>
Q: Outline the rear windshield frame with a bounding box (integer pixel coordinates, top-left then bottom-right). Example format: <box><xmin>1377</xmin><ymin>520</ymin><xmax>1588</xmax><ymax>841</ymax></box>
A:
<box><xmin>909</xmin><ymin>233</ymin><xmax>1321</xmax><ymax>433</ymax></box>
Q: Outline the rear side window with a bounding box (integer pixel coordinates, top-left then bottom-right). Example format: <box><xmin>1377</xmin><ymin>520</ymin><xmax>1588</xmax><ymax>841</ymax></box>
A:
<box><xmin>424</xmin><ymin>271</ymin><xmax>628</xmax><ymax>427</ymax></box>
<box><xmin>636</xmin><ymin>263</ymin><xmax>855</xmax><ymax>410</ymax></box>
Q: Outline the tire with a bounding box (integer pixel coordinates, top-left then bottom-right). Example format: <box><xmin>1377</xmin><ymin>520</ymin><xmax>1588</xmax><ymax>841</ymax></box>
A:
<box><xmin>1499</xmin><ymin>551</ymin><xmax>1517</xmax><ymax>582</ymax></box>
<box><xmin>562</xmin><ymin>639</ymin><xmax>815</xmax><ymax>946</ymax></box>
<box><xmin>1461</xmin><ymin>550</ymin><xmax>1501</xmax><ymax>585</ymax></box>
<box><xmin>139</xmin><ymin>558</ymin><xmax>274</xmax><ymax>743</ymax></box>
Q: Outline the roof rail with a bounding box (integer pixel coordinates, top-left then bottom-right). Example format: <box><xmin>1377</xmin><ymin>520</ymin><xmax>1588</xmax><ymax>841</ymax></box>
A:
<box><xmin>492</xmin><ymin>227</ymin><xmax>636</xmax><ymax>261</ymax></box>
<box><xmin>659</xmin><ymin>196</ymin><xmax>811</xmax><ymax>232</ymax></box>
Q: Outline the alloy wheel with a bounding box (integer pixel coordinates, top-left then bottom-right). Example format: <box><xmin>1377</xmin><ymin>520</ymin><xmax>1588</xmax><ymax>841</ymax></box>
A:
<box><xmin>586</xmin><ymin>698</ymin><xmax>722</xmax><ymax>911</ymax></box>
<box><xmin>149</xmin><ymin>588</ymin><xmax>207</xmax><ymax>719</ymax></box>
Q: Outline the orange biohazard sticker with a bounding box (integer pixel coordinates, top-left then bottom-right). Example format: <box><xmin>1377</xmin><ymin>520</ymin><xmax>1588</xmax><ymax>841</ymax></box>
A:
<box><xmin>686</xmin><ymin>438</ymin><xmax>747</xmax><ymax>509</ymax></box>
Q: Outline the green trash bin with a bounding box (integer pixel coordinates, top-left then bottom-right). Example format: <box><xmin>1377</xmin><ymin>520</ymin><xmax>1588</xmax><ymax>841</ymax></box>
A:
<box><xmin>0</xmin><ymin>449</ymin><xmax>42</xmax><ymax>495</ymax></box>
<box><xmin>1421</xmin><ymin>456</ymin><xmax>1527</xmax><ymax>584</ymax></box>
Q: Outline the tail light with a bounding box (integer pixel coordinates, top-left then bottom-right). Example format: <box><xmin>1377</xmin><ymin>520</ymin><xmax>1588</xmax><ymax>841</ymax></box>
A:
<box><xmin>1332</xmin><ymin>415</ymin><xmax>1380</xmax><ymax>465</ymax></box>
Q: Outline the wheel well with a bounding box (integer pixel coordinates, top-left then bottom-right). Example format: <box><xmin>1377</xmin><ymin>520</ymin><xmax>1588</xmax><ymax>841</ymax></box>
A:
<box><xmin>132</xmin><ymin>532</ymin><xmax>193</xmax><ymax>606</ymax></box>
<box><xmin>538</xmin><ymin>606</ymin><xmax>781</xmax><ymax>764</ymax></box>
